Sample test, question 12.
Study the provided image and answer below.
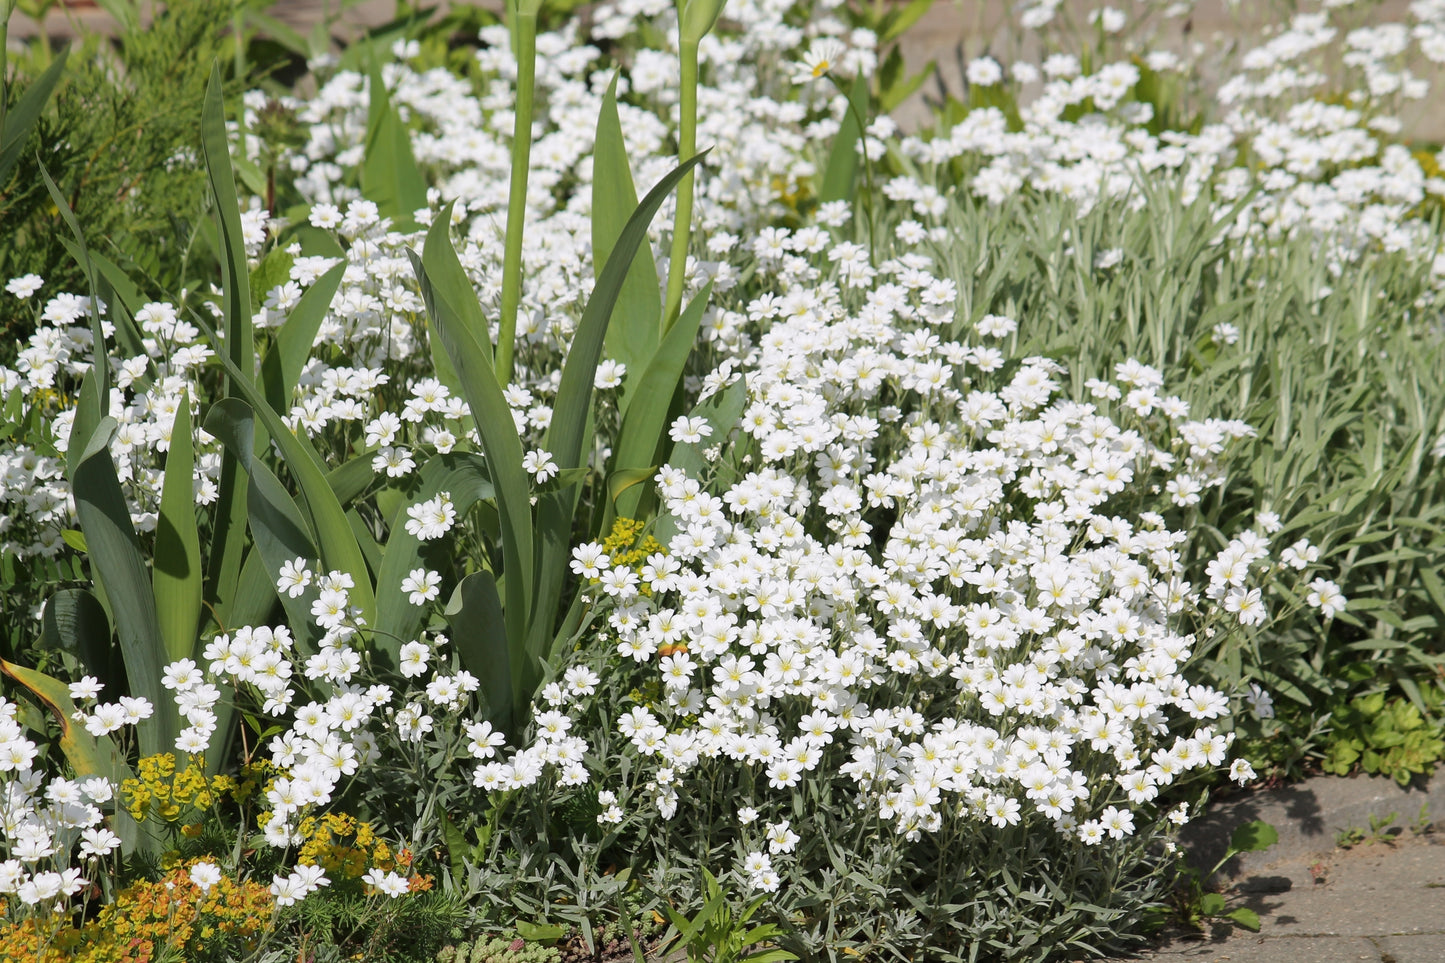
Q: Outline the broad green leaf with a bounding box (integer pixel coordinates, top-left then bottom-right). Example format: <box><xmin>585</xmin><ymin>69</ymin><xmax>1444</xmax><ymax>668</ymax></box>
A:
<box><xmin>374</xmin><ymin>452</ymin><xmax>495</xmax><ymax>664</ymax></box>
<box><xmin>1</xmin><ymin>660</ymin><xmax>130</xmax><ymax>784</ymax></box>
<box><xmin>1226</xmin><ymin>907</ymin><xmax>1261</xmax><ymax>932</ymax></box>
<box><xmin>667</xmin><ymin>372</ymin><xmax>748</xmax><ymax>480</ymax></box>
<box><xmin>1230</xmin><ymin>820</ymin><xmax>1278</xmax><ymax>854</ymax></box>
<box><xmin>819</xmin><ymin>72</ymin><xmax>868</xmax><ymax>204</ymax></box>
<box><xmin>878</xmin><ymin>0</ymin><xmax>935</xmax><ymax>43</ymax></box>
<box><xmin>66</xmin><ymin>417</ymin><xmax>173</xmax><ymax>757</ymax></box>
<box><xmin>188</xmin><ymin>318</ymin><xmax>376</xmax><ymax>625</ymax></box>
<box><xmin>607</xmin><ymin>467</ymin><xmax>658</xmax><ymax>507</ymax></box>
<box><xmin>0</xmin><ymin>49</ymin><xmax>69</xmax><ymax>185</ymax></box>
<box><xmin>39</xmin><ymin>589</ymin><xmax>114</xmax><ymax>685</ymax></box>
<box><xmin>200</xmin><ymin>65</ymin><xmax>254</xmax><ymax>630</ymax></box>
<box><xmin>593</xmin><ymin>72</ymin><xmax>660</xmax><ymax>387</ymax></box>
<box><xmin>153</xmin><ymin>390</ymin><xmax>204</xmax><ymax>663</ymax></box>
<box><xmin>410</xmin><ymin>249</ymin><xmax>535</xmax><ymax>666</ymax></box>
<box><xmin>422</xmin><ymin>203</ymin><xmax>491</xmax><ymax>370</ymax></box>
<box><xmin>325</xmin><ymin>451</ymin><xmax>383</xmax><ymax>508</ymax></box>
<box><xmin>249</xmin><ymin>246</ymin><xmax>296</xmax><ymax>315</ymax></box>
<box><xmin>444</xmin><ymin>570</ymin><xmax>511</xmax><ymax>729</ymax></box>
<box><xmin>230</xmin><ymin>548</ymin><xmax>283</xmax><ymax>632</ymax></box>
<box><xmin>610</xmin><ymin>281</ymin><xmax>710</xmax><ymax>520</ymax></box>
<box><xmin>529</xmin><ymin>152</ymin><xmax>709</xmax><ymax>706</ymax></box>
<box><xmin>61</xmin><ymin>529</ymin><xmax>88</xmax><ymax>552</ymax></box>
<box><xmin>361</xmin><ymin>59</ymin><xmax>428</xmax><ymax>231</ymax></box>
<box><xmin>260</xmin><ymin>262</ymin><xmax>347</xmax><ymax>418</ymax></box>
<box><xmin>1196</xmin><ymin>892</ymin><xmax>1227</xmax><ymax>916</ymax></box>
<box><xmin>204</xmin><ymin>399</ymin><xmax>322</xmax><ymax>647</ymax></box>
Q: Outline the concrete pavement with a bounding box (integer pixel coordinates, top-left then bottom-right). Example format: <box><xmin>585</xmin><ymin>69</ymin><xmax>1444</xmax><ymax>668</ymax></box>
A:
<box><xmin>1120</xmin><ymin>774</ymin><xmax>1445</xmax><ymax>963</ymax></box>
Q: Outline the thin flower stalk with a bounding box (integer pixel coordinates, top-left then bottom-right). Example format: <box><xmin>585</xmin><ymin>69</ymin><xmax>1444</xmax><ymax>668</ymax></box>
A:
<box><xmin>497</xmin><ymin>0</ymin><xmax>540</xmax><ymax>385</ymax></box>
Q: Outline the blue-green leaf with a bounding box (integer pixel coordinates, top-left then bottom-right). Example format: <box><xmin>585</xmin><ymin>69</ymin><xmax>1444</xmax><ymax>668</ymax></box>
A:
<box><xmin>66</xmin><ymin>417</ymin><xmax>173</xmax><ymax>757</ymax></box>
<box><xmin>153</xmin><ymin>391</ymin><xmax>204</xmax><ymax>663</ymax></box>
<box><xmin>610</xmin><ymin>281</ymin><xmax>710</xmax><ymax>519</ymax></box>
<box><xmin>409</xmin><ymin>249</ymin><xmax>534</xmax><ymax>662</ymax></box>
<box><xmin>361</xmin><ymin>59</ymin><xmax>428</xmax><ymax>231</ymax></box>
<box><xmin>373</xmin><ymin>453</ymin><xmax>495</xmax><ymax>665</ymax></box>
<box><xmin>592</xmin><ymin>72</ymin><xmax>660</xmax><ymax>396</ymax></box>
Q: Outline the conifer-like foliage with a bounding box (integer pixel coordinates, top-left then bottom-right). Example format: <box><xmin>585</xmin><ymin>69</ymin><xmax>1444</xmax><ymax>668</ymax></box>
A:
<box><xmin>0</xmin><ymin>0</ymin><xmax>244</xmax><ymax>355</ymax></box>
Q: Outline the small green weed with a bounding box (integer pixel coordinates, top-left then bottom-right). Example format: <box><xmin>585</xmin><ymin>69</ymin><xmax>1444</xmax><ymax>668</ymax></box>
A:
<box><xmin>1336</xmin><ymin>811</ymin><xmax>1402</xmax><ymax>849</ymax></box>
<box><xmin>1172</xmin><ymin>821</ymin><xmax>1278</xmax><ymax>934</ymax></box>
<box><xmin>656</xmin><ymin>870</ymin><xmax>796</xmax><ymax>963</ymax></box>
<box><xmin>1321</xmin><ymin>683</ymin><xmax>1445</xmax><ymax>787</ymax></box>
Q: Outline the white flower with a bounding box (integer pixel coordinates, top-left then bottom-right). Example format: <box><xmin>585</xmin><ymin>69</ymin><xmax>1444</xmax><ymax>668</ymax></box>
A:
<box><xmin>399</xmin><ymin>641</ymin><xmax>431</xmax><ymax>678</ymax></box>
<box><xmin>190</xmin><ymin>861</ymin><xmax>222</xmax><ymax>892</ymax></box>
<box><xmin>79</xmin><ymin>827</ymin><xmax>121</xmax><ymax>858</ymax></box>
<box><xmin>594</xmin><ymin>360</ymin><xmax>627</xmax><ymax>389</ymax></box>
<box><xmin>363</xmin><ymin>868</ymin><xmax>410</xmax><ymax>897</ymax></box>
<box><xmin>405</xmin><ymin>492</ymin><xmax>456</xmax><ymax>540</ymax></box>
<box><xmin>401</xmin><ymin>568</ymin><xmax>442</xmax><ymax>606</ymax></box>
<box><xmin>67</xmin><ymin>676</ymin><xmax>103</xmax><ymax>701</ymax></box>
<box><xmin>669</xmin><ymin>416</ymin><xmax>713</xmax><ymax>444</ymax></box>
<box><xmin>5</xmin><ymin>274</ymin><xmax>43</xmax><ymax>298</ymax></box>
<box><xmin>1229</xmin><ymin>759</ymin><xmax>1258</xmax><ymax>785</ymax></box>
<box><xmin>966</xmin><ymin>56</ymin><xmax>1003</xmax><ymax>87</ymax></box>
<box><xmin>1244</xmin><ymin>683</ymin><xmax>1275</xmax><ymax>720</ymax></box>
<box><xmin>524</xmin><ymin>449</ymin><xmax>559</xmax><ymax>483</ymax></box>
<box><xmin>277</xmin><ymin>558</ymin><xmax>313</xmax><ymax>599</ymax></box>
<box><xmin>792</xmin><ymin>38</ymin><xmax>848</xmax><ymax>84</ymax></box>
<box><xmin>1306</xmin><ymin>578</ymin><xmax>1346</xmax><ymax>619</ymax></box>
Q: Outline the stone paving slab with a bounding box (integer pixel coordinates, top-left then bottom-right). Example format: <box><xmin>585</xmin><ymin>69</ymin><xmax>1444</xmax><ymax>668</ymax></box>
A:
<box><xmin>1136</xmin><ymin>935</ymin><xmax>1382</xmax><ymax>962</ymax></box>
<box><xmin>1372</xmin><ymin>934</ymin><xmax>1445</xmax><ymax>962</ymax></box>
<box><xmin>1181</xmin><ymin>774</ymin><xmax>1445</xmax><ymax>881</ymax></box>
<box><xmin>1120</xmin><ymin>777</ymin><xmax>1445</xmax><ymax>963</ymax></box>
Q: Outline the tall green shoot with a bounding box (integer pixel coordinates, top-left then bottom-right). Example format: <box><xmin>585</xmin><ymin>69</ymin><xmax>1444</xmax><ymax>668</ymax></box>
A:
<box><xmin>497</xmin><ymin>0</ymin><xmax>542</xmax><ymax>385</ymax></box>
<box><xmin>662</xmin><ymin>0</ymin><xmax>724</xmax><ymax>331</ymax></box>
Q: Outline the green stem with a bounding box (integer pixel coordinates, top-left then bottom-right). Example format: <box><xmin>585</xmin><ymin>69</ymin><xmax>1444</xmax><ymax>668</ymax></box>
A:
<box><xmin>662</xmin><ymin>36</ymin><xmax>699</xmax><ymax>332</ymax></box>
<box><xmin>831</xmin><ymin>74</ymin><xmax>880</xmax><ymax>266</ymax></box>
<box><xmin>497</xmin><ymin>8</ymin><xmax>538</xmax><ymax>386</ymax></box>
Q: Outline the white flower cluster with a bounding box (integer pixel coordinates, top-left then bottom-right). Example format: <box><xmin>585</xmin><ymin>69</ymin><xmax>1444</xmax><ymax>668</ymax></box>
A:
<box><xmin>0</xmin><ymin>695</ymin><xmax>126</xmax><ymax>914</ymax></box>
<box><xmin>563</xmin><ymin>250</ymin><xmax>1342</xmax><ymax>887</ymax></box>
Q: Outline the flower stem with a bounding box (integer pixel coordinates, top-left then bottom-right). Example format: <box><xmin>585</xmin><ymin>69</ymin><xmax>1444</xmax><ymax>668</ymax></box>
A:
<box><xmin>497</xmin><ymin>8</ymin><xmax>538</xmax><ymax>386</ymax></box>
<box><xmin>663</xmin><ymin>36</ymin><xmax>699</xmax><ymax>333</ymax></box>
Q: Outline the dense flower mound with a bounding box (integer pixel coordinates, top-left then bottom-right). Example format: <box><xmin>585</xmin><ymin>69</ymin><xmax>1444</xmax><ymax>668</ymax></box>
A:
<box><xmin>0</xmin><ymin>0</ymin><xmax>1430</xmax><ymax>958</ymax></box>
